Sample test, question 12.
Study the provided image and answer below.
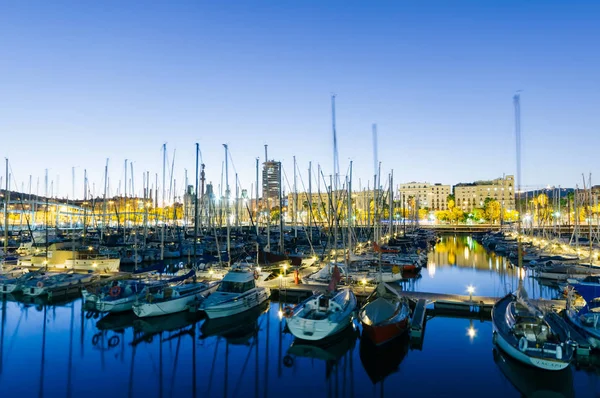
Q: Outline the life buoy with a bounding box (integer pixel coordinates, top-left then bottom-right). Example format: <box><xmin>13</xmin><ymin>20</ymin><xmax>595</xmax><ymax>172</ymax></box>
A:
<box><xmin>109</xmin><ymin>286</ymin><xmax>122</xmax><ymax>298</ymax></box>
<box><xmin>284</xmin><ymin>305</ymin><xmax>293</xmax><ymax>317</ymax></box>
<box><xmin>518</xmin><ymin>337</ymin><xmax>528</xmax><ymax>352</ymax></box>
<box><xmin>37</xmin><ymin>281</ymin><xmax>44</xmax><ymax>288</ymax></box>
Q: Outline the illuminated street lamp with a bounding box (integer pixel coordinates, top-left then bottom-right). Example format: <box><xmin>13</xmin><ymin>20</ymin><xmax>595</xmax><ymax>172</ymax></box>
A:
<box><xmin>467</xmin><ymin>285</ymin><xmax>475</xmax><ymax>302</ymax></box>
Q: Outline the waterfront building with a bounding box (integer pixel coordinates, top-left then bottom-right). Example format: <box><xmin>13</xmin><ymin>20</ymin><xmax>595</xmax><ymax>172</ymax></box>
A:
<box><xmin>453</xmin><ymin>175</ymin><xmax>515</xmax><ymax>212</ymax></box>
<box><xmin>398</xmin><ymin>182</ymin><xmax>451</xmax><ymax>210</ymax></box>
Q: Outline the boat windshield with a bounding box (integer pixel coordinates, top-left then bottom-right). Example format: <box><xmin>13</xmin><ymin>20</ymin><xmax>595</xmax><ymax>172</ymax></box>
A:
<box><xmin>218</xmin><ymin>280</ymin><xmax>255</xmax><ymax>293</ymax></box>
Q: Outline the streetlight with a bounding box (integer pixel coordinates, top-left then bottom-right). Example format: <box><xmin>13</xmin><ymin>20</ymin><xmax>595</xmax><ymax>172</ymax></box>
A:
<box><xmin>467</xmin><ymin>285</ymin><xmax>475</xmax><ymax>302</ymax></box>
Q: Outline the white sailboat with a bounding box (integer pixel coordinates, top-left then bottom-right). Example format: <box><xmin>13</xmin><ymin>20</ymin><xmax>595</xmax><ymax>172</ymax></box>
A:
<box><xmin>200</xmin><ymin>267</ymin><xmax>270</xmax><ymax>319</ymax></box>
<box><xmin>132</xmin><ymin>280</ymin><xmax>220</xmax><ymax>318</ymax></box>
<box><xmin>286</xmin><ymin>268</ymin><xmax>356</xmax><ymax>341</ymax></box>
<box><xmin>22</xmin><ymin>272</ymin><xmax>96</xmax><ymax>297</ymax></box>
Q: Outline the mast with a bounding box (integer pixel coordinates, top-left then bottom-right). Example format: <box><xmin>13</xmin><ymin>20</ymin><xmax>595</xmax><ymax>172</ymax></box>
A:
<box><xmin>101</xmin><ymin>159</ymin><xmax>108</xmax><ymax>242</ymax></box>
<box><xmin>278</xmin><ymin>161</ymin><xmax>284</xmax><ymax>254</ymax></box>
<box><xmin>514</xmin><ymin>93</ymin><xmax>524</xmax><ymax>277</ymax></box>
<box><xmin>194</xmin><ymin>143</ymin><xmax>200</xmax><ymax>265</ymax></box>
<box><xmin>372</xmin><ymin>123</ymin><xmax>378</xmax><ymax>242</ymax></box>
<box><xmin>389</xmin><ymin>171</ymin><xmax>393</xmax><ymax>236</ymax></box>
<box><xmin>331</xmin><ymin>95</ymin><xmax>339</xmax><ymax>250</ymax></box>
<box><xmin>255</xmin><ymin>157</ymin><xmax>260</xmax><ymax>265</ymax></box>
<box><xmin>200</xmin><ymin>163</ymin><xmax>205</xmax><ymax>231</ymax></box>
<box><xmin>224</xmin><ymin>144</ymin><xmax>231</xmax><ymax>266</ymax></box>
<box><xmin>347</xmin><ymin>161</ymin><xmax>353</xmax><ymax>265</ymax></box>
<box><xmin>265</xmin><ymin>145</ymin><xmax>270</xmax><ymax>251</ymax></box>
<box><xmin>308</xmin><ymin>162</ymin><xmax>312</xmax><ymax>245</ymax></box>
<box><xmin>293</xmin><ymin>156</ymin><xmax>297</xmax><ymax>238</ymax></box>
<box><xmin>3</xmin><ymin>158</ymin><xmax>8</xmax><ymax>256</ymax></box>
<box><xmin>161</xmin><ymin>143</ymin><xmax>166</xmax><ymax>261</ymax></box>
<box><xmin>45</xmin><ymin>169</ymin><xmax>48</xmax><ymax>268</ymax></box>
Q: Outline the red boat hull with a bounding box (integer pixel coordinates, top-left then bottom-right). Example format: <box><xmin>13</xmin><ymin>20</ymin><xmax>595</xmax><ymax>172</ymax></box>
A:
<box><xmin>361</xmin><ymin>317</ymin><xmax>409</xmax><ymax>346</ymax></box>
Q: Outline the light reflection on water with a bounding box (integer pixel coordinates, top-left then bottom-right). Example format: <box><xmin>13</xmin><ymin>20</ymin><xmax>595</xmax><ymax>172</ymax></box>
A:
<box><xmin>0</xmin><ymin>234</ymin><xmax>599</xmax><ymax>398</ymax></box>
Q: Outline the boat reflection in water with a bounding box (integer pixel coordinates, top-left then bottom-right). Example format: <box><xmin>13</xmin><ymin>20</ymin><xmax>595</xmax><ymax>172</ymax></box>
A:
<box><xmin>200</xmin><ymin>301</ymin><xmax>270</xmax><ymax>344</ymax></box>
<box><xmin>96</xmin><ymin>312</ymin><xmax>137</xmax><ymax>331</ymax></box>
<box><xmin>359</xmin><ymin>329</ymin><xmax>410</xmax><ymax>386</ymax></box>
<box><xmin>285</xmin><ymin>323</ymin><xmax>359</xmax><ymax>377</ymax></box>
<box><xmin>493</xmin><ymin>347</ymin><xmax>575</xmax><ymax>398</ymax></box>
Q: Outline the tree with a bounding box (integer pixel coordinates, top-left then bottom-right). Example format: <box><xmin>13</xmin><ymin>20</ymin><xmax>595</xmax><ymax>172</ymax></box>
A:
<box><xmin>484</xmin><ymin>198</ymin><xmax>501</xmax><ymax>224</ymax></box>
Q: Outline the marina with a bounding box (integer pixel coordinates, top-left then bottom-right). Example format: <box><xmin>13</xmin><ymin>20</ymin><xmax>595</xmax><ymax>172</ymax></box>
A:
<box><xmin>1</xmin><ymin>234</ymin><xmax>600</xmax><ymax>397</ymax></box>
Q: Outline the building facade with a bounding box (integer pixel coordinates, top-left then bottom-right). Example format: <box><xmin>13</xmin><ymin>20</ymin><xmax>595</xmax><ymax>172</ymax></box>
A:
<box><xmin>453</xmin><ymin>175</ymin><xmax>515</xmax><ymax>212</ymax></box>
<box><xmin>398</xmin><ymin>182</ymin><xmax>451</xmax><ymax>210</ymax></box>
<box><xmin>262</xmin><ymin>161</ymin><xmax>281</xmax><ymax>208</ymax></box>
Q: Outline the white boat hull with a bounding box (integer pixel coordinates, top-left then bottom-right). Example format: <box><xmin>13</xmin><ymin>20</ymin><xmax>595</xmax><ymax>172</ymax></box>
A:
<box><xmin>287</xmin><ymin>313</ymin><xmax>353</xmax><ymax>341</ymax></box>
<box><xmin>202</xmin><ymin>288</ymin><xmax>270</xmax><ymax>319</ymax></box>
<box><xmin>0</xmin><ymin>283</ymin><xmax>21</xmax><ymax>294</ymax></box>
<box><xmin>22</xmin><ymin>275</ymin><xmax>95</xmax><ymax>297</ymax></box>
<box><xmin>97</xmin><ymin>296</ymin><xmax>137</xmax><ymax>313</ymax></box>
<box><xmin>133</xmin><ymin>284</ymin><xmax>218</xmax><ymax>318</ymax></box>
<box><xmin>492</xmin><ymin>326</ymin><xmax>570</xmax><ymax>371</ymax></box>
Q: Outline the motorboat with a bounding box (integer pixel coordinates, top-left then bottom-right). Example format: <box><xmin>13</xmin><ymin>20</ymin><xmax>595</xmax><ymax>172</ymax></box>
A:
<box><xmin>22</xmin><ymin>272</ymin><xmax>96</xmax><ymax>297</ymax></box>
<box><xmin>132</xmin><ymin>280</ymin><xmax>220</xmax><ymax>318</ymax></box>
<box><xmin>287</xmin><ymin>288</ymin><xmax>356</xmax><ymax>341</ymax></box>
<box><xmin>491</xmin><ymin>288</ymin><xmax>574</xmax><ymax>370</ymax></box>
<box><xmin>200</xmin><ymin>266</ymin><xmax>270</xmax><ymax>319</ymax></box>
<box><xmin>358</xmin><ymin>282</ymin><xmax>411</xmax><ymax>346</ymax></box>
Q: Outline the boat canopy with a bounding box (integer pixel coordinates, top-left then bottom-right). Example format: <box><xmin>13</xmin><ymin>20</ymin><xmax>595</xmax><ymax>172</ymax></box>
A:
<box><xmin>222</xmin><ymin>270</ymin><xmax>254</xmax><ymax>283</ymax></box>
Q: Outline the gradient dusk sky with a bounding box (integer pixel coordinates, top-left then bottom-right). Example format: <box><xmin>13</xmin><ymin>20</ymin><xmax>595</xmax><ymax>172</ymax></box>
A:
<box><xmin>1</xmin><ymin>1</ymin><xmax>599</xmax><ymax>200</ymax></box>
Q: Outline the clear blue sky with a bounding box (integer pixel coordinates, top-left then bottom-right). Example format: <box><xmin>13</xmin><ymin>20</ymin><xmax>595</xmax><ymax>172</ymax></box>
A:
<box><xmin>1</xmin><ymin>0</ymin><xmax>599</xmax><ymax>200</ymax></box>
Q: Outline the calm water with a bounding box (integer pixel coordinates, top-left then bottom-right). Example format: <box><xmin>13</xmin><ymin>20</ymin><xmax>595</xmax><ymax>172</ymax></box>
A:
<box><xmin>1</xmin><ymin>235</ymin><xmax>599</xmax><ymax>398</ymax></box>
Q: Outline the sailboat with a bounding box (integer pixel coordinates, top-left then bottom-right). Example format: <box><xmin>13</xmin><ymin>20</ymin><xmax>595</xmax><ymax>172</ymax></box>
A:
<box><xmin>357</xmin><ymin>282</ymin><xmax>411</xmax><ymax>346</ymax></box>
<box><xmin>286</xmin><ymin>264</ymin><xmax>357</xmax><ymax>341</ymax></box>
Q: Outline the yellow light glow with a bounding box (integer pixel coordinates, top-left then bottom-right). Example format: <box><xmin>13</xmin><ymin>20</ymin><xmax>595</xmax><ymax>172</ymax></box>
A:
<box><xmin>209</xmin><ymin>269</ymin><xmax>214</xmax><ymax>275</ymax></box>
<box><xmin>361</xmin><ymin>278</ymin><xmax>367</xmax><ymax>285</ymax></box>
<box><xmin>467</xmin><ymin>285</ymin><xmax>475</xmax><ymax>295</ymax></box>
<box><xmin>279</xmin><ymin>274</ymin><xmax>283</xmax><ymax>279</ymax></box>
<box><xmin>278</xmin><ymin>310</ymin><xmax>283</xmax><ymax>320</ymax></box>
<box><xmin>256</xmin><ymin>266</ymin><xmax>261</xmax><ymax>273</ymax></box>
<box><xmin>92</xmin><ymin>263</ymin><xmax>97</xmax><ymax>267</ymax></box>
<box><xmin>467</xmin><ymin>327</ymin><xmax>477</xmax><ymax>339</ymax></box>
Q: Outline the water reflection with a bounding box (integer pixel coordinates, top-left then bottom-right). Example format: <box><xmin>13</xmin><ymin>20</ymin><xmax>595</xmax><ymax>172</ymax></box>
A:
<box><xmin>0</xmin><ymin>235</ymin><xmax>599</xmax><ymax>397</ymax></box>
<box><xmin>493</xmin><ymin>347</ymin><xmax>575</xmax><ymax>398</ymax></box>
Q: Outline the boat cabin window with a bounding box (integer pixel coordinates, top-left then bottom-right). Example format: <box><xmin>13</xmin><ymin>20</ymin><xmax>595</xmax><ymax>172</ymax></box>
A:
<box><xmin>218</xmin><ymin>280</ymin><xmax>255</xmax><ymax>293</ymax></box>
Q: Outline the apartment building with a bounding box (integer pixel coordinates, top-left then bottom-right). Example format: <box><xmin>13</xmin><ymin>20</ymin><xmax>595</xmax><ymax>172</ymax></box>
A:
<box><xmin>453</xmin><ymin>175</ymin><xmax>515</xmax><ymax>212</ymax></box>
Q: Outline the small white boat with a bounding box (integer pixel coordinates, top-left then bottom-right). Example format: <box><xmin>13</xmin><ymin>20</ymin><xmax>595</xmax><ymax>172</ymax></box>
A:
<box><xmin>0</xmin><ymin>270</ymin><xmax>46</xmax><ymax>294</ymax></box>
<box><xmin>133</xmin><ymin>281</ymin><xmax>220</xmax><ymax>318</ymax></box>
<box><xmin>287</xmin><ymin>288</ymin><xmax>356</xmax><ymax>341</ymax></box>
<box><xmin>96</xmin><ymin>281</ymin><xmax>150</xmax><ymax>313</ymax></box>
<box><xmin>200</xmin><ymin>267</ymin><xmax>270</xmax><ymax>319</ymax></box>
<box><xmin>22</xmin><ymin>272</ymin><xmax>96</xmax><ymax>297</ymax></box>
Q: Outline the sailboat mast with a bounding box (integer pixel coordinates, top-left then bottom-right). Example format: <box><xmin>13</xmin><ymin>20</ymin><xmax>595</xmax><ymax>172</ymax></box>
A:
<box><xmin>265</xmin><ymin>145</ymin><xmax>270</xmax><ymax>251</ymax></box>
<box><xmin>3</xmin><ymin>158</ymin><xmax>8</xmax><ymax>256</ymax></box>
<box><xmin>161</xmin><ymin>143</ymin><xmax>166</xmax><ymax>261</ymax></box>
<box><xmin>389</xmin><ymin>171</ymin><xmax>393</xmax><ymax>236</ymax></box>
<box><xmin>194</xmin><ymin>143</ymin><xmax>200</xmax><ymax>264</ymax></box>
<box><xmin>347</xmin><ymin>161</ymin><xmax>353</xmax><ymax>264</ymax></box>
<box><xmin>293</xmin><ymin>156</ymin><xmax>297</xmax><ymax>239</ymax></box>
<box><xmin>224</xmin><ymin>144</ymin><xmax>231</xmax><ymax>266</ymax></box>
<box><xmin>514</xmin><ymin>93</ymin><xmax>524</xmax><ymax>273</ymax></box>
<box><xmin>255</xmin><ymin>157</ymin><xmax>260</xmax><ymax>265</ymax></box>
<box><xmin>101</xmin><ymin>159</ymin><xmax>108</xmax><ymax>242</ymax></box>
<box><xmin>331</xmin><ymin>95</ymin><xmax>339</xmax><ymax>250</ymax></box>
<box><xmin>278</xmin><ymin>161</ymin><xmax>284</xmax><ymax>254</ymax></box>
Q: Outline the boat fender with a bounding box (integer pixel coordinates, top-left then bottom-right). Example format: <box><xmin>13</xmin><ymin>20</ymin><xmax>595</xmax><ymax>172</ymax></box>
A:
<box><xmin>108</xmin><ymin>336</ymin><xmax>120</xmax><ymax>348</ymax></box>
<box><xmin>37</xmin><ymin>281</ymin><xmax>44</xmax><ymax>288</ymax></box>
<box><xmin>492</xmin><ymin>331</ymin><xmax>497</xmax><ymax>345</ymax></box>
<box><xmin>92</xmin><ymin>333</ymin><xmax>101</xmax><ymax>346</ymax></box>
<box><xmin>109</xmin><ymin>286</ymin><xmax>122</xmax><ymax>298</ymax></box>
<box><xmin>254</xmin><ymin>270</ymin><xmax>259</xmax><ymax>280</ymax></box>
<box><xmin>283</xmin><ymin>355</ymin><xmax>294</xmax><ymax>368</ymax></box>
<box><xmin>556</xmin><ymin>345</ymin><xmax>563</xmax><ymax>360</ymax></box>
<box><xmin>518</xmin><ymin>337</ymin><xmax>528</xmax><ymax>352</ymax></box>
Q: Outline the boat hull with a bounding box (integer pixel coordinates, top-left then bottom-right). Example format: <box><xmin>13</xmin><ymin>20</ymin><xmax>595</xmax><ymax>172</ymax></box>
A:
<box><xmin>202</xmin><ymin>288</ymin><xmax>270</xmax><ymax>319</ymax></box>
<box><xmin>361</xmin><ymin>317</ymin><xmax>409</xmax><ymax>346</ymax></box>
<box><xmin>492</xmin><ymin>327</ymin><xmax>570</xmax><ymax>371</ymax></box>
<box><xmin>97</xmin><ymin>296</ymin><xmax>136</xmax><ymax>313</ymax></box>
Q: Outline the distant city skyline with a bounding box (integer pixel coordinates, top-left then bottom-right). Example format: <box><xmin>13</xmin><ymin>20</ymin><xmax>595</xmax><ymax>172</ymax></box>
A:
<box><xmin>1</xmin><ymin>1</ymin><xmax>599</xmax><ymax>199</ymax></box>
